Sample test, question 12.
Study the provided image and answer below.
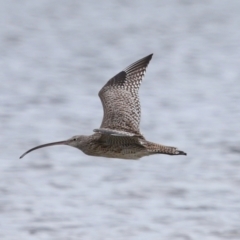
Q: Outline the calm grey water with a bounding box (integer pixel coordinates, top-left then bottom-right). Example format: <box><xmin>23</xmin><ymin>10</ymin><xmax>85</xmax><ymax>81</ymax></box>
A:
<box><xmin>1</xmin><ymin>1</ymin><xmax>240</xmax><ymax>239</ymax></box>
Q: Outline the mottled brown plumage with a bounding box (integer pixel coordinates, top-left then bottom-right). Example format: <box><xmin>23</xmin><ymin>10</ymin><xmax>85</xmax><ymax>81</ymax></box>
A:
<box><xmin>20</xmin><ymin>54</ymin><xmax>187</xmax><ymax>160</ymax></box>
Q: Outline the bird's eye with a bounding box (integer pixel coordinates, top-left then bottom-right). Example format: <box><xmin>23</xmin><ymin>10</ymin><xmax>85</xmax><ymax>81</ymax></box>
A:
<box><xmin>73</xmin><ymin>138</ymin><xmax>77</xmax><ymax>141</ymax></box>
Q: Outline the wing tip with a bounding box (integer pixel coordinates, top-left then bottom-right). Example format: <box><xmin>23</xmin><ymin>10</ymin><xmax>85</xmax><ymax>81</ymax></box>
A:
<box><xmin>145</xmin><ymin>53</ymin><xmax>153</xmax><ymax>60</ymax></box>
<box><xmin>145</xmin><ymin>53</ymin><xmax>153</xmax><ymax>63</ymax></box>
<box><xmin>139</xmin><ymin>53</ymin><xmax>153</xmax><ymax>62</ymax></box>
<box><xmin>124</xmin><ymin>53</ymin><xmax>154</xmax><ymax>73</ymax></box>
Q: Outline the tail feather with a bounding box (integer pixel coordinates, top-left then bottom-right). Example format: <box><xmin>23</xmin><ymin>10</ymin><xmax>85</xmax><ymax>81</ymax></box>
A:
<box><xmin>143</xmin><ymin>141</ymin><xmax>187</xmax><ymax>156</ymax></box>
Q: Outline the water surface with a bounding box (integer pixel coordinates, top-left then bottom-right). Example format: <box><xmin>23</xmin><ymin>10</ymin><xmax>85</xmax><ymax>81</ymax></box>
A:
<box><xmin>1</xmin><ymin>1</ymin><xmax>240</xmax><ymax>239</ymax></box>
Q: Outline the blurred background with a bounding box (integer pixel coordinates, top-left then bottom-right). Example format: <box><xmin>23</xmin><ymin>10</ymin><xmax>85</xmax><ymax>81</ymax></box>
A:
<box><xmin>1</xmin><ymin>0</ymin><xmax>240</xmax><ymax>239</ymax></box>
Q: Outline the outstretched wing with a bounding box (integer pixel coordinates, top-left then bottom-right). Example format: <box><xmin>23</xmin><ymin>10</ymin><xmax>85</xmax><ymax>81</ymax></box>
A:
<box><xmin>97</xmin><ymin>54</ymin><xmax>153</xmax><ymax>135</ymax></box>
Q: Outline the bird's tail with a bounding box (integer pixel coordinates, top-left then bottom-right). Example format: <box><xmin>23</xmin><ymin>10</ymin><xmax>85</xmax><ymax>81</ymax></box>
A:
<box><xmin>143</xmin><ymin>141</ymin><xmax>187</xmax><ymax>156</ymax></box>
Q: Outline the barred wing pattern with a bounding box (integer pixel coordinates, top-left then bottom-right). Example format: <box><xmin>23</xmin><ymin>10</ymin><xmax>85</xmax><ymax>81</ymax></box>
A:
<box><xmin>98</xmin><ymin>54</ymin><xmax>153</xmax><ymax>135</ymax></box>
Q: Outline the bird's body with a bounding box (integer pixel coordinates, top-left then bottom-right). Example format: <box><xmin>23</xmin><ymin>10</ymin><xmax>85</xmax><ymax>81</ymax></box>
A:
<box><xmin>20</xmin><ymin>54</ymin><xmax>187</xmax><ymax>159</ymax></box>
<box><xmin>75</xmin><ymin>133</ymin><xmax>148</xmax><ymax>160</ymax></box>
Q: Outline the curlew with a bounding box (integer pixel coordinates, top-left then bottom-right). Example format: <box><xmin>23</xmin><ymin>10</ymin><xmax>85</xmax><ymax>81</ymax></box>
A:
<box><xmin>20</xmin><ymin>54</ymin><xmax>186</xmax><ymax>160</ymax></box>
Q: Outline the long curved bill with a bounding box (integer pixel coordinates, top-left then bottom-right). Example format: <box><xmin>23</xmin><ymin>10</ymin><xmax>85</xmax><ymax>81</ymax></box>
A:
<box><xmin>20</xmin><ymin>140</ymin><xmax>67</xmax><ymax>159</ymax></box>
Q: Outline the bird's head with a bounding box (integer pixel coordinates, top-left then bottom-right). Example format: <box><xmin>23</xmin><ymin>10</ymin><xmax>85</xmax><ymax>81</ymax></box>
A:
<box><xmin>20</xmin><ymin>135</ymin><xmax>87</xmax><ymax>159</ymax></box>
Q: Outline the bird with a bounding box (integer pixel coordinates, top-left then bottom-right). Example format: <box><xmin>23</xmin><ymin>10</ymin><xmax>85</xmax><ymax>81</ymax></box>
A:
<box><xmin>20</xmin><ymin>54</ymin><xmax>187</xmax><ymax>160</ymax></box>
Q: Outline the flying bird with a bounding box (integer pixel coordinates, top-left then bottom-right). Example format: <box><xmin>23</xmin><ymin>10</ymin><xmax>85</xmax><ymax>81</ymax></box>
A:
<box><xmin>20</xmin><ymin>54</ymin><xmax>186</xmax><ymax>160</ymax></box>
